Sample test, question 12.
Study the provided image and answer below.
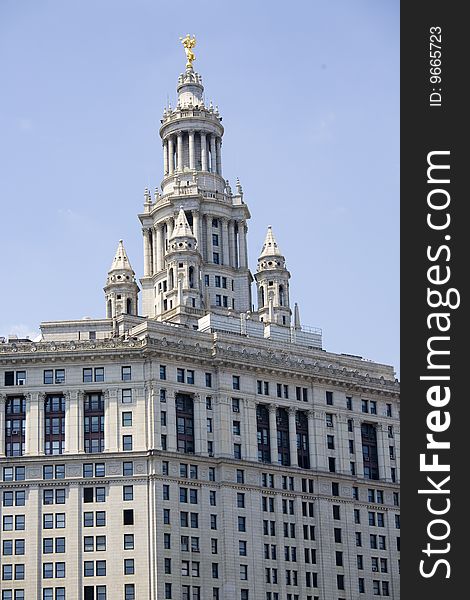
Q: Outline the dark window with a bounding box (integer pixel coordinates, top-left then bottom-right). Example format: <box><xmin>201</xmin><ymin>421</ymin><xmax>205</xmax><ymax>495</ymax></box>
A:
<box><xmin>84</xmin><ymin>394</ymin><xmax>105</xmax><ymax>454</ymax></box>
<box><xmin>276</xmin><ymin>407</ymin><xmax>290</xmax><ymax>466</ymax></box>
<box><xmin>123</xmin><ymin>509</ymin><xmax>134</xmax><ymax>525</ymax></box>
<box><xmin>45</xmin><ymin>394</ymin><xmax>65</xmax><ymax>455</ymax></box>
<box><xmin>362</xmin><ymin>424</ymin><xmax>379</xmax><ymax>480</ymax></box>
<box><xmin>176</xmin><ymin>394</ymin><xmax>194</xmax><ymax>454</ymax></box>
<box><xmin>5</xmin><ymin>396</ymin><xmax>26</xmax><ymax>457</ymax></box>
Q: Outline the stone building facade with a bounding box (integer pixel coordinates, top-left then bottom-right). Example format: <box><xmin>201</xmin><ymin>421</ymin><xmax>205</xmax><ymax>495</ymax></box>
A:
<box><xmin>0</xmin><ymin>49</ymin><xmax>400</xmax><ymax>600</ymax></box>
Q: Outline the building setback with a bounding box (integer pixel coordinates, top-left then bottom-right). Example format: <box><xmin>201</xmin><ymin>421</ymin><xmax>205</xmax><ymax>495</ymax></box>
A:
<box><xmin>0</xmin><ymin>42</ymin><xmax>400</xmax><ymax>600</ymax></box>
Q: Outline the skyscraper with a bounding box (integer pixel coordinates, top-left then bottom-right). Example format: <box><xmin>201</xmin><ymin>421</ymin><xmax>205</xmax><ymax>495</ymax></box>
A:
<box><xmin>0</xmin><ymin>41</ymin><xmax>400</xmax><ymax>600</ymax></box>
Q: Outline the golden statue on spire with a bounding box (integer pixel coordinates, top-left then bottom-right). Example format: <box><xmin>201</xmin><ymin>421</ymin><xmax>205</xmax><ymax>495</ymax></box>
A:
<box><xmin>180</xmin><ymin>34</ymin><xmax>196</xmax><ymax>69</ymax></box>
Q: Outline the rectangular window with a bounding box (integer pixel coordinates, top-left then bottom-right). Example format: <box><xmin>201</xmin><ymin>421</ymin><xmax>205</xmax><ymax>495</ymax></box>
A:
<box><xmin>232</xmin><ymin>376</ymin><xmax>240</xmax><ymax>391</ymax></box>
<box><xmin>122</xmin><ymin>411</ymin><xmax>132</xmax><ymax>427</ymax></box>
<box><xmin>123</xmin><ymin>509</ymin><xmax>134</xmax><ymax>525</ymax></box>
<box><xmin>122</xmin><ymin>435</ymin><xmax>133</xmax><ymax>451</ymax></box>
<box><xmin>121</xmin><ymin>366</ymin><xmax>132</xmax><ymax>381</ymax></box>
<box><xmin>44</xmin><ymin>370</ymin><xmax>54</xmax><ymax>385</ymax></box>
<box><xmin>205</xmin><ymin>373</ymin><xmax>212</xmax><ymax>387</ymax></box>
<box><xmin>160</xmin><ymin>365</ymin><xmax>167</xmax><ymax>380</ymax></box>
<box><xmin>326</xmin><ymin>391</ymin><xmax>333</xmax><ymax>405</ymax></box>
<box><xmin>122</xmin><ymin>389</ymin><xmax>132</xmax><ymax>404</ymax></box>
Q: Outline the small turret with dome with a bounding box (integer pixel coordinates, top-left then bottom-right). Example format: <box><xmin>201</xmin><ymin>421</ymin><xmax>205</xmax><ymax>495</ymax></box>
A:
<box><xmin>255</xmin><ymin>226</ymin><xmax>292</xmax><ymax>327</ymax></box>
<box><xmin>104</xmin><ymin>240</ymin><xmax>139</xmax><ymax>319</ymax></box>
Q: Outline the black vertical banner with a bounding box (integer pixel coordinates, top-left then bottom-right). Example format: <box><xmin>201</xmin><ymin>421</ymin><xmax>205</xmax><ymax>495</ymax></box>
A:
<box><xmin>401</xmin><ymin>3</ymin><xmax>467</xmax><ymax>599</ymax></box>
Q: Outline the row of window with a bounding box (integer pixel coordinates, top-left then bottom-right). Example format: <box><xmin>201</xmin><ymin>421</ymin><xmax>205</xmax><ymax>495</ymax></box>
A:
<box><xmin>1</xmin><ymin>591</ymin><xmax>137</xmax><ymax>600</ymax></box>
<box><xmin>3</xmin><ymin>368</ymin><xmax>395</xmax><ymax>415</ymax></box>
<box><xmin>2</xmin><ymin>462</ymin><xmax>134</xmax><ymax>483</ymax></box>
<box><xmin>163</xmin><ymin>585</ymin><xmax>249</xmax><ymax>600</ymax></box>
<box><xmin>3</xmin><ymin>367</ymin><xmax>133</xmax><ymax>387</ymax></box>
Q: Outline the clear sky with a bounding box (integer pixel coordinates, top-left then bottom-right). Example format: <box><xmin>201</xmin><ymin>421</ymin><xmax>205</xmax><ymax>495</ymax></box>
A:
<box><xmin>0</xmin><ymin>0</ymin><xmax>399</xmax><ymax>374</ymax></box>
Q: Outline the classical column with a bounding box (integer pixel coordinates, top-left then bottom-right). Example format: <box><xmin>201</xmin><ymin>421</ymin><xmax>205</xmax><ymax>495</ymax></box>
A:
<box><xmin>188</xmin><ymin>130</ymin><xmax>195</xmax><ymax>170</ymax></box>
<box><xmin>156</xmin><ymin>224</ymin><xmax>163</xmax><ymax>272</ymax></box>
<box><xmin>166</xmin><ymin>391</ymin><xmax>177</xmax><ymax>452</ymax></box>
<box><xmin>394</xmin><ymin>427</ymin><xmax>400</xmax><ymax>482</ymax></box>
<box><xmin>268</xmin><ymin>404</ymin><xmax>278</xmax><ymax>464</ymax></box>
<box><xmin>313</xmin><ymin>410</ymin><xmax>327</xmax><ymax>471</ymax></box>
<box><xmin>193</xmin><ymin>394</ymin><xmax>207</xmax><ymax>456</ymax></box>
<box><xmin>77</xmin><ymin>391</ymin><xmax>85</xmax><ymax>453</ymax></box>
<box><xmin>228</xmin><ymin>220</ymin><xmax>236</xmax><ymax>267</ymax></box>
<box><xmin>105</xmin><ymin>389</ymin><xmax>119</xmax><ymax>453</ymax></box>
<box><xmin>221</xmin><ymin>218</ymin><xmax>230</xmax><ymax>266</ymax></box>
<box><xmin>216</xmin><ymin>137</ymin><xmax>222</xmax><ymax>175</ymax></box>
<box><xmin>243</xmin><ymin>399</ymin><xmax>258</xmax><ymax>461</ymax></box>
<box><xmin>192</xmin><ymin>211</ymin><xmax>200</xmax><ymax>249</ymax></box>
<box><xmin>168</xmin><ymin>136</ymin><xmax>174</xmax><ymax>174</ymax></box>
<box><xmin>337</xmin><ymin>415</ymin><xmax>350</xmax><ymax>475</ymax></box>
<box><xmin>307</xmin><ymin>410</ymin><xmax>316</xmax><ymax>470</ymax></box>
<box><xmin>143</xmin><ymin>228</ymin><xmax>151</xmax><ymax>277</ymax></box>
<box><xmin>152</xmin><ymin>225</ymin><xmax>158</xmax><ymax>274</ymax></box>
<box><xmin>200</xmin><ymin>132</ymin><xmax>208</xmax><ymax>171</ymax></box>
<box><xmin>177</xmin><ymin>132</ymin><xmax>183</xmax><ymax>171</ymax></box>
<box><xmin>65</xmin><ymin>390</ymin><xmax>78</xmax><ymax>454</ymax></box>
<box><xmin>376</xmin><ymin>423</ymin><xmax>391</xmax><ymax>482</ymax></box>
<box><xmin>163</xmin><ymin>139</ymin><xmax>169</xmax><ymax>176</ymax></box>
<box><xmin>353</xmin><ymin>419</ymin><xmax>364</xmax><ymax>478</ymax></box>
<box><xmin>216</xmin><ymin>397</ymin><xmax>232</xmax><ymax>457</ymax></box>
<box><xmin>0</xmin><ymin>394</ymin><xmax>5</xmax><ymax>457</ymax></box>
<box><xmin>238</xmin><ymin>221</ymin><xmax>248</xmax><ymax>268</ymax></box>
<box><xmin>288</xmin><ymin>407</ymin><xmax>298</xmax><ymax>467</ymax></box>
<box><xmin>210</xmin><ymin>134</ymin><xmax>217</xmax><ymax>173</ymax></box>
<box><xmin>37</xmin><ymin>393</ymin><xmax>45</xmax><ymax>455</ymax></box>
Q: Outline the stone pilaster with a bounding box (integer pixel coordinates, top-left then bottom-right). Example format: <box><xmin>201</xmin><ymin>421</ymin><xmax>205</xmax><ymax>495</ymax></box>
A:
<box><xmin>166</xmin><ymin>391</ymin><xmax>177</xmax><ymax>452</ymax></box>
<box><xmin>210</xmin><ymin>134</ymin><xmax>216</xmax><ymax>173</ymax></box>
<box><xmin>168</xmin><ymin>135</ymin><xmax>174</xmax><ymax>174</ymax></box>
<box><xmin>221</xmin><ymin>218</ymin><xmax>230</xmax><ymax>266</ymax></box>
<box><xmin>243</xmin><ymin>399</ymin><xmax>258</xmax><ymax>461</ymax></box>
<box><xmin>200</xmin><ymin>132</ymin><xmax>208</xmax><ymax>171</ymax></box>
<box><xmin>188</xmin><ymin>130</ymin><xmax>195</xmax><ymax>170</ymax></box>
<box><xmin>307</xmin><ymin>410</ymin><xmax>316</xmax><ymax>470</ymax></box>
<box><xmin>268</xmin><ymin>404</ymin><xmax>278</xmax><ymax>464</ymax></box>
<box><xmin>288</xmin><ymin>406</ymin><xmax>298</xmax><ymax>467</ymax></box>
<box><xmin>177</xmin><ymin>131</ymin><xmax>183</xmax><ymax>171</ymax></box>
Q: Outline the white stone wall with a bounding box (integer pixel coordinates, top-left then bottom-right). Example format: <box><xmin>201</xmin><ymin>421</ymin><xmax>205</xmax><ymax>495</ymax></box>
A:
<box><xmin>0</xmin><ymin>327</ymin><xmax>399</xmax><ymax>600</ymax></box>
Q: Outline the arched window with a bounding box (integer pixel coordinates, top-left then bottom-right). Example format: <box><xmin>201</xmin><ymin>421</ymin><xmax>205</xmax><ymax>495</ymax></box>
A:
<box><xmin>107</xmin><ymin>299</ymin><xmax>112</xmax><ymax>319</ymax></box>
<box><xmin>189</xmin><ymin>266</ymin><xmax>194</xmax><ymax>288</ymax></box>
<box><xmin>126</xmin><ymin>298</ymin><xmax>132</xmax><ymax>315</ymax></box>
<box><xmin>260</xmin><ymin>286</ymin><xmax>265</xmax><ymax>307</ymax></box>
<box><xmin>169</xmin><ymin>268</ymin><xmax>175</xmax><ymax>289</ymax></box>
<box><xmin>279</xmin><ymin>285</ymin><xmax>285</xmax><ymax>307</ymax></box>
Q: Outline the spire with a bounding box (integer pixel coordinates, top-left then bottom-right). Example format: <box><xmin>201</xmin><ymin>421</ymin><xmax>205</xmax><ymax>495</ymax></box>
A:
<box><xmin>109</xmin><ymin>240</ymin><xmax>135</xmax><ymax>274</ymax></box>
<box><xmin>260</xmin><ymin>226</ymin><xmax>282</xmax><ymax>258</ymax></box>
<box><xmin>170</xmin><ymin>208</ymin><xmax>195</xmax><ymax>240</ymax></box>
<box><xmin>294</xmin><ymin>302</ymin><xmax>301</xmax><ymax>330</ymax></box>
<box><xmin>255</xmin><ymin>226</ymin><xmax>291</xmax><ymax>327</ymax></box>
<box><xmin>104</xmin><ymin>240</ymin><xmax>139</xmax><ymax>319</ymax></box>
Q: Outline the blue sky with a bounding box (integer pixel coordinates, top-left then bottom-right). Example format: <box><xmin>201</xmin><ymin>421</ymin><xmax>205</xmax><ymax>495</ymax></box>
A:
<box><xmin>0</xmin><ymin>0</ymin><xmax>399</xmax><ymax>373</ymax></box>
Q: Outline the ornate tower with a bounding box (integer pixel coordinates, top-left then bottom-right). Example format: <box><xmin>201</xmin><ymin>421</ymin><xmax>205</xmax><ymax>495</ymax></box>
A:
<box><xmin>255</xmin><ymin>226</ymin><xmax>292</xmax><ymax>326</ymax></box>
<box><xmin>104</xmin><ymin>240</ymin><xmax>139</xmax><ymax>318</ymax></box>
<box><xmin>139</xmin><ymin>37</ymin><xmax>252</xmax><ymax>325</ymax></box>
